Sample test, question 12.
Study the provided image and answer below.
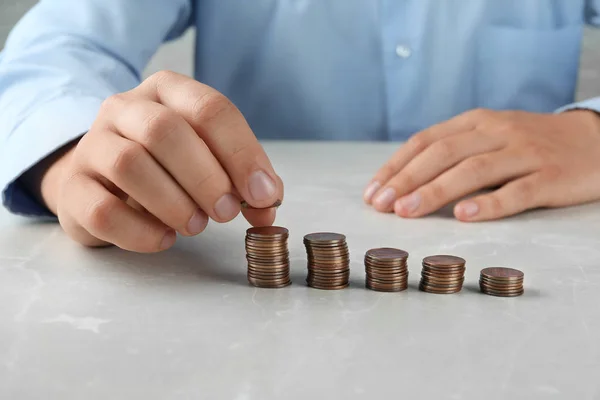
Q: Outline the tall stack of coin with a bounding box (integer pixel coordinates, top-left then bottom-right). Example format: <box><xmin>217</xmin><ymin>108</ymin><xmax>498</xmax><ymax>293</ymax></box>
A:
<box><xmin>479</xmin><ymin>267</ymin><xmax>524</xmax><ymax>297</ymax></box>
<box><xmin>419</xmin><ymin>255</ymin><xmax>466</xmax><ymax>294</ymax></box>
<box><xmin>245</xmin><ymin>226</ymin><xmax>291</xmax><ymax>288</ymax></box>
<box><xmin>304</xmin><ymin>232</ymin><xmax>350</xmax><ymax>290</ymax></box>
<box><xmin>364</xmin><ymin>248</ymin><xmax>409</xmax><ymax>292</ymax></box>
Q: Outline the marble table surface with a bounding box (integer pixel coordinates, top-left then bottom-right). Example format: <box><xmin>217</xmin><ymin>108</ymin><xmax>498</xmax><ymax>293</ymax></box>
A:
<box><xmin>1</xmin><ymin>141</ymin><xmax>599</xmax><ymax>400</ymax></box>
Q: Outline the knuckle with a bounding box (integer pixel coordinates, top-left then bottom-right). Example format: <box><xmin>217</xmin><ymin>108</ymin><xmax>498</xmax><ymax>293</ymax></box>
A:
<box><xmin>542</xmin><ymin>165</ymin><xmax>562</xmax><ymax>180</ymax></box>
<box><xmin>85</xmin><ymin>196</ymin><xmax>118</xmax><ymax>233</ymax></box>
<box><xmin>140</xmin><ymin>109</ymin><xmax>177</xmax><ymax>147</ymax></box>
<box><xmin>100</xmin><ymin>93</ymin><xmax>126</xmax><ymax>115</ymax></box>
<box><xmin>148</xmin><ymin>70</ymin><xmax>177</xmax><ymax>85</ymax></box>
<box><xmin>192</xmin><ymin>169</ymin><xmax>219</xmax><ymax>193</ymax></box>
<box><xmin>487</xmin><ymin>194</ymin><xmax>505</xmax><ymax>215</ymax></box>
<box><xmin>112</xmin><ymin>142</ymin><xmax>145</xmax><ymax>175</ymax></box>
<box><xmin>407</xmin><ymin>134</ymin><xmax>427</xmax><ymax>153</ymax></box>
<box><xmin>428</xmin><ymin>182</ymin><xmax>446</xmax><ymax>201</ymax></box>
<box><xmin>462</xmin><ymin>156</ymin><xmax>490</xmax><ymax>183</ymax></box>
<box><xmin>192</xmin><ymin>92</ymin><xmax>235</xmax><ymax>125</ymax></box>
<box><xmin>431</xmin><ymin>139</ymin><xmax>455</xmax><ymax>159</ymax></box>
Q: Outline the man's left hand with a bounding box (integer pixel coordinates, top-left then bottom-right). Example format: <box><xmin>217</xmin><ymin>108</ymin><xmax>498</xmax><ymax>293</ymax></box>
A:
<box><xmin>364</xmin><ymin>108</ymin><xmax>600</xmax><ymax>221</ymax></box>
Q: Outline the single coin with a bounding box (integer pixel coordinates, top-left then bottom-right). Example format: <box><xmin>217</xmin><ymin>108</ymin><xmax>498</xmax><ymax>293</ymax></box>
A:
<box><xmin>419</xmin><ymin>284</ymin><xmax>462</xmax><ymax>294</ymax></box>
<box><xmin>422</xmin><ymin>255</ymin><xmax>466</xmax><ymax>268</ymax></box>
<box><xmin>365</xmin><ymin>248</ymin><xmax>409</xmax><ymax>261</ymax></box>
<box><xmin>480</xmin><ymin>267</ymin><xmax>524</xmax><ymax>281</ymax></box>
<box><xmin>479</xmin><ymin>279</ymin><xmax>523</xmax><ymax>290</ymax></box>
<box><xmin>241</xmin><ymin>199</ymin><xmax>282</xmax><ymax>209</ymax></box>
<box><xmin>307</xmin><ymin>282</ymin><xmax>349</xmax><ymax>290</ymax></box>
<box><xmin>481</xmin><ymin>288</ymin><xmax>524</xmax><ymax>297</ymax></box>
<box><xmin>246</xmin><ymin>226</ymin><xmax>289</xmax><ymax>238</ymax></box>
<box><xmin>367</xmin><ymin>271</ymin><xmax>408</xmax><ymax>280</ymax></box>
<box><xmin>304</xmin><ymin>232</ymin><xmax>346</xmax><ymax>243</ymax></box>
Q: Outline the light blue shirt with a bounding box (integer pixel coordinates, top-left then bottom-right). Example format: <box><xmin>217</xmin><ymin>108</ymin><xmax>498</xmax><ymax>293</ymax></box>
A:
<box><xmin>2</xmin><ymin>0</ymin><xmax>600</xmax><ymax>216</ymax></box>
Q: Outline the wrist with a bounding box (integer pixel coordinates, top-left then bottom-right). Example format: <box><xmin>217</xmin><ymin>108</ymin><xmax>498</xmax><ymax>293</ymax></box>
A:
<box><xmin>21</xmin><ymin>141</ymin><xmax>77</xmax><ymax>216</ymax></box>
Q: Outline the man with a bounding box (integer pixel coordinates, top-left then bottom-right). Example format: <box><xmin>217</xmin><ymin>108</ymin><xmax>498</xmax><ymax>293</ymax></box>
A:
<box><xmin>2</xmin><ymin>0</ymin><xmax>600</xmax><ymax>253</ymax></box>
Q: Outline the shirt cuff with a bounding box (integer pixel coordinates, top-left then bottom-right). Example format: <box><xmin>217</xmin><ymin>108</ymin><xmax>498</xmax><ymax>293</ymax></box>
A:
<box><xmin>1</xmin><ymin>95</ymin><xmax>104</xmax><ymax>217</ymax></box>
<box><xmin>555</xmin><ymin>97</ymin><xmax>600</xmax><ymax>114</ymax></box>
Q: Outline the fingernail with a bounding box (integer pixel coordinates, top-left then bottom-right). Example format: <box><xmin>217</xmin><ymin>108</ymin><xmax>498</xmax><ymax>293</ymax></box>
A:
<box><xmin>248</xmin><ymin>170</ymin><xmax>276</xmax><ymax>202</ymax></box>
<box><xmin>214</xmin><ymin>194</ymin><xmax>240</xmax><ymax>220</ymax></box>
<box><xmin>160</xmin><ymin>230</ymin><xmax>176</xmax><ymax>250</ymax></box>
<box><xmin>373</xmin><ymin>187</ymin><xmax>397</xmax><ymax>210</ymax></box>
<box><xmin>363</xmin><ymin>181</ymin><xmax>381</xmax><ymax>203</ymax></box>
<box><xmin>187</xmin><ymin>208</ymin><xmax>208</xmax><ymax>235</ymax></box>
<box><xmin>396</xmin><ymin>192</ymin><xmax>421</xmax><ymax>214</ymax></box>
<box><xmin>457</xmin><ymin>201</ymin><xmax>479</xmax><ymax>218</ymax></box>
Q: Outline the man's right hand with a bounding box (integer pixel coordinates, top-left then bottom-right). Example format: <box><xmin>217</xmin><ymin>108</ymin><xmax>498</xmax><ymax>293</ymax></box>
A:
<box><xmin>28</xmin><ymin>71</ymin><xmax>283</xmax><ymax>252</ymax></box>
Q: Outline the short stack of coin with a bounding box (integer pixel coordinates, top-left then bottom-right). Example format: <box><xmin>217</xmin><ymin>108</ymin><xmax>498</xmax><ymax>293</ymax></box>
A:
<box><xmin>304</xmin><ymin>232</ymin><xmax>350</xmax><ymax>290</ymax></box>
<box><xmin>419</xmin><ymin>255</ymin><xmax>466</xmax><ymax>294</ymax></box>
<box><xmin>479</xmin><ymin>267</ymin><xmax>524</xmax><ymax>297</ymax></box>
<box><xmin>245</xmin><ymin>226</ymin><xmax>291</xmax><ymax>288</ymax></box>
<box><xmin>364</xmin><ymin>248</ymin><xmax>409</xmax><ymax>292</ymax></box>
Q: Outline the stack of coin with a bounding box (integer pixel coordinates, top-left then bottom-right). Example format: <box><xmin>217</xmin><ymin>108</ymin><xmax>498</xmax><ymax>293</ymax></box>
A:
<box><xmin>479</xmin><ymin>267</ymin><xmax>524</xmax><ymax>297</ymax></box>
<box><xmin>364</xmin><ymin>248</ymin><xmax>409</xmax><ymax>292</ymax></box>
<box><xmin>419</xmin><ymin>255</ymin><xmax>466</xmax><ymax>294</ymax></box>
<box><xmin>304</xmin><ymin>232</ymin><xmax>350</xmax><ymax>290</ymax></box>
<box><xmin>245</xmin><ymin>226</ymin><xmax>291</xmax><ymax>288</ymax></box>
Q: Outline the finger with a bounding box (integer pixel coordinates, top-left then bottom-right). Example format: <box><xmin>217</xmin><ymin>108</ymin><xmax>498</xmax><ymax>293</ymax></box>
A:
<box><xmin>60</xmin><ymin>172</ymin><xmax>176</xmax><ymax>252</ymax></box>
<box><xmin>130</xmin><ymin>71</ymin><xmax>282</xmax><ymax>208</ymax></box>
<box><xmin>453</xmin><ymin>173</ymin><xmax>544</xmax><ymax>222</ymax></box>
<box><xmin>241</xmin><ymin>174</ymin><xmax>283</xmax><ymax>226</ymax></box>
<box><xmin>364</xmin><ymin>109</ymin><xmax>484</xmax><ymax>203</ymax></box>
<box><xmin>370</xmin><ymin>128</ymin><xmax>505</xmax><ymax>212</ymax></box>
<box><xmin>392</xmin><ymin>149</ymin><xmax>538</xmax><ymax>217</ymax></box>
<box><xmin>100</xmin><ymin>97</ymin><xmax>239</xmax><ymax>224</ymax></box>
<box><xmin>80</xmin><ymin>131</ymin><xmax>209</xmax><ymax>235</ymax></box>
<box><xmin>242</xmin><ymin>208</ymin><xmax>277</xmax><ymax>227</ymax></box>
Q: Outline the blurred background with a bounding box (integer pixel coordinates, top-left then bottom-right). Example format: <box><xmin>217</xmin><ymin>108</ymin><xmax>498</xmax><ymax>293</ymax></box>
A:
<box><xmin>1</xmin><ymin>0</ymin><xmax>599</xmax><ymax>100</ymax></box>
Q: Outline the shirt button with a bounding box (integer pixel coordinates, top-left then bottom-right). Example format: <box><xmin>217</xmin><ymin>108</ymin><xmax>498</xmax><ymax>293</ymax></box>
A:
<box><xmin>395</xmin><ymin>44</ymin><xmax>412</xmax><ymax>59</ymax></box>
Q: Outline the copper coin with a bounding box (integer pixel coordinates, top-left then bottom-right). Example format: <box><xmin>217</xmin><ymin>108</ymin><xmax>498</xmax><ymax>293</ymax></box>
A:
<box><xmin>248</xmin><ymin>266</ymin><xmax>290</xmax><ymax>273</ymax></box>
<box><xmin>365</xmin><ymin>247</ymin><xmax>409</xmax><ymax>260</ymax></box>
<box><xmin>367</xmin><ymin>271</ymin><xmax>408</xmax><ymax>280</ymax></box>
<box><xmin>307</xmin><ymin>282</ymin><xmax>349</xmax><ymax>290</ymax></box>
<box><xmin>422</xmin><ymin>255</ymin><xmax>465</xmax><ymax>267</ymax></box>
<box><xmin>366</xmin><ymin>282</ymin><xmax>408</xmax><ymax>292</ymax></box>
<box><xmin>420</xmin><ymin>281</ymin><xmax>463</xmax><ymax>290</ymax></box>
<box><xmin>308</xmin><ymin>277</ymin><xmax>349</xmax><ymax>286</ymax></box>
<box><xmin>366</xmin><ymin>265</ymin><xmax>408</xmax><ymax>273</ymax></box>
<box><xmin>241</xmin><ymin>199</ymin><xmax>282</xmax><ymax>209</ymax></box>
<box><xmin>248</xmin><ymin>280</ymin><xmax>292</xmax><ymax>289</ymax></box>
<box><xmin>247</xmin><ymin>261</ymin><xmax>290</xmax><ymax>270</ymax></box>
<box><xmin>303</xmin><ymin>232</ymin><xmax>346</xmax><ymax>243</ymax></box>
<box><xmin>246</xmin><ymin>226</ymin><xmax>289</xmax><ymax>238</ymax></box>
<box><xmin>480</xmin><ymin>267</ymin><xmax>524</xmax><ymax>281</ymax></box>
<box><xmin>308</xmin><ymin>269</ymin><xmax>350</xmax><ymax>277</ymax></box>
<box><xmin>419</xmin><ymin>284</ymin><xmax>462</xmax><ymax>294</ymax></box>
<box><xmin>421</xmin><ymin>265</ymin><xmax>465</xmax><ymax>273</ymax></box>
<box><xmin>479</xmin><ymin>286</ymin><xmax>524</xmax><ymax>296</ymax></box>
<box><xmin>248</xmin><ymin>272</ymin><xmax>289</xmax><ymax>280</ymax></box>
<box><xmin>248</xmin><ymin>275</ymin><xmax>291</xmax><ymax>285</ymax></box>
<box><xmin>479</xmin><ymin>279</ymin><xmax>523</xmax><ymax>290</ymax></box>
<box><xmin>479</xmin><ymin>275</ymin><xmax>524</xmax><ymax>284</ymax></box>
<box><xmin>481</xmin><ymin>288</ymin><xmax>524</xmax><ymax>297</ymax></box>
<box><xmin>420</xmin><ymin>274</ymin><xmax>464</xmax><ymax>283</ymax></box>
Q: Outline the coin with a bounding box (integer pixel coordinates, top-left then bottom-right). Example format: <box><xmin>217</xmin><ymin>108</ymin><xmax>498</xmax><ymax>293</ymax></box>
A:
<box><xmin>480</xmin><ymin>267</ymin><xmax>524</xmax><ymax>281</ymax></box>
<box><xmin>245</xmin><ymin>226</ymin><xmax>291</xmax><ymax>288</ymax></box>
<box><xmin>304</xmin><ymin>232</ymin><xmax>350</xmax><ymax>290</ymax></box>
<box><xmin>419</xmin><ymin>254</ymin><xmax>465</xmax><ymax>294</ymax></box>
<box><xmin>364</xmin><ymin>247</ymin><xmax>409</xmax><ymax>292</ymax></box>
<box><xmin>479</xmin><ymin>267</ymin><xmax>524</xmax><ymax>297</ymax></box>
<box><xmin>241</xmin><ymin>199</ymin><xmax>282</xmax><ymax>209</ymax></box>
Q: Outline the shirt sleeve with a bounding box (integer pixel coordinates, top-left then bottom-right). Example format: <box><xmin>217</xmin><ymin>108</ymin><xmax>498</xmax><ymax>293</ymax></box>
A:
<box><xmin>0</xmin><ymin>0</ymin><xmax>192</xmax><ymax>217</ymax></box>
<box><xmin>556</xmin><ymin>0</ymin><xmax>600</xmax><ymax>115</ymax></box>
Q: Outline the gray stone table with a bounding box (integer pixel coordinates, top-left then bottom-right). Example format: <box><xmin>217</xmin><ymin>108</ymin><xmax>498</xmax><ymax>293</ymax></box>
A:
<box><xmin>1</xmin><ymin>142</ymin><xmax>600</xmax><ymax>400</ymax></box>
